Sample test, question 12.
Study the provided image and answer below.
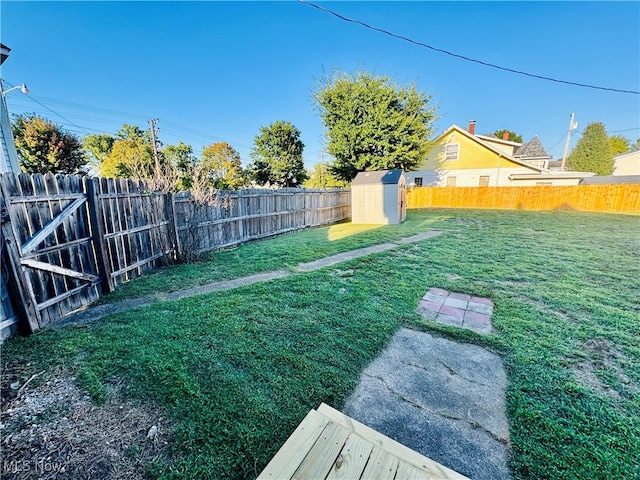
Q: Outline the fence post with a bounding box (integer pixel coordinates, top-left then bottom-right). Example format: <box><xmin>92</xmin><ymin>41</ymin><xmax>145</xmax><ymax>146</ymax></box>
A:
<box><xmin>85</xmin><ymin>177</ymin><xmax>114</xmax><ymax>294</ymax></box>
<box><xmin>166</xmin><ymin>192</ymin><xmax>181</xmax><ymax>260</ymax></box>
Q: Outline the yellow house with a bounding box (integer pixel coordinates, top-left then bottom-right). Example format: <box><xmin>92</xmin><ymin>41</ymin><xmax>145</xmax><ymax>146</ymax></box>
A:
<box><xmin>406</xmin><ymin>123</ymin><xmax>592</xmax><ymax>187</ymax></box>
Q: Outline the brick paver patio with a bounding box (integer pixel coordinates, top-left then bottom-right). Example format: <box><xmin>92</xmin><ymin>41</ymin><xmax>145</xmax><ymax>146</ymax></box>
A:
<box><xmin>416</xmin><ymin>288</ymin><xmax>494</xmax><ymax>334</ymax></box>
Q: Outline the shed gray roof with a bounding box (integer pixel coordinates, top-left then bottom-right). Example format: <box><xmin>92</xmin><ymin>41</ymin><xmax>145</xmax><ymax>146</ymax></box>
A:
<box><xmin>579</xmin><ymin>175</ymin><xmax>640</xmax><ymax>185</ymax></box>
<box><xmin>352</xmin><ymin>169</ymin><xmax>404</xmax><ymax>185</ymax></box>
<box><xmin>514</xmin><ymin>135</ymin><xmax>549</xmax><ymax>158</ymax></box>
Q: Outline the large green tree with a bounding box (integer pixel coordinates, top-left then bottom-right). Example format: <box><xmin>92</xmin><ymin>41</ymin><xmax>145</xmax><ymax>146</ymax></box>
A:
<box><xmin>567</xmin><ymin>122</ymin><xmax>613</xmax><ymax>175</ymax></box>
<box><xmin>100</xmin><ymin>124</ymin><xmax>155</xmax><ymax>179</ymax></box>
<box><xmin>83</xmin><ymin>133</ymin><xmax>115</xmax><ymax>167</ymax></box>
<box><xmin>12</xmin><ymin>114</ymin><xmax>88</xmax><ymax>174</ymax></box>
<box><xmin>199</xmin><ymin>142</ymin><xmax>246</xmax><ymax>189</ymax></box>
<box><xmin>493</xmin><ymin>129</ymin><xmax>523</xmax><ymax>143</ymax></box>
<box><xmin>163</xmin><ymin>142</ymin><xmax>196</xmax><ymax>190</ymax></box>
<box><xmin>313</xmin><ymin>70</ymin><xmax>438</xmax><ymax>182</ymax></box>
<box><xmin>248</xmin><ymin>121</ymin><xmax>307</xmax><ymax>187</ymax></box>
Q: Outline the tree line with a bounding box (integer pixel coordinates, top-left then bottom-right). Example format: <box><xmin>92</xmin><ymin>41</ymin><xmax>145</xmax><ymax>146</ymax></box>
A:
<box><xmin>11</xmin><ymin>69</ymin><xmax>638</xmax><ymax>187</ymax></box>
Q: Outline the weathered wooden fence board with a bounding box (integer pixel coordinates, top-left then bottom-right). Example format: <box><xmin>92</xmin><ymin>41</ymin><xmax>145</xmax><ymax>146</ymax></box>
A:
<box><xmin>1</xmin><ymin>173</ymin><xmax>350</xmax><ymax>338</ymax></box>
<box><xmin>172</xmin><ymin>189</ymin><xmax>351</xmax><ymax>255</ymax></box>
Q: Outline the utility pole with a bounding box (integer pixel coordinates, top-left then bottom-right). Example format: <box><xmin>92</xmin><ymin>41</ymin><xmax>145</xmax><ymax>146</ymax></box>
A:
<box><xmin>149</xmin><ymin>118</ymin><xmax>161</xmax><ymax>174</ymax></box>
<box><xmin>560</xmin><ymin>113</ymin><xmax>578</xmax><ymax>171</ymax></box>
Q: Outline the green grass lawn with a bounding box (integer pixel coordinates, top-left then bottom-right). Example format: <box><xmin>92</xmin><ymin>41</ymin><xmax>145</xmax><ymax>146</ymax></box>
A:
<box><xmin>2</xmin><ymin>209</ymin><xmax>639</xmax><ymax>479</ymax></box>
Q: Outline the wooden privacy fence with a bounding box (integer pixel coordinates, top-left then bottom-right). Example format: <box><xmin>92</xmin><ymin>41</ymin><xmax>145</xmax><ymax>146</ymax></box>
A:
<box><xmin>407</xmin><ymin>185</ymin><xmax>640</xmax><ymax>213</ymax></box>
<box><xmin>0</xmin><ymin>173</ymin><xmax>350</xmax><ymax>338</ymax></box>
<box><xmin>173</xmin><ymin>188</ymin><xmax>350</xmax><ymax>255</ymax></box>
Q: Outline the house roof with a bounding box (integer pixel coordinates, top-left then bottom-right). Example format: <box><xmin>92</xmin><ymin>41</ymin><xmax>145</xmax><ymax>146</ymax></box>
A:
<box><xmin>0</xmin><ymin>43</ymin><xmax>10</xmax><ymax>65</ymax></box>
<box><xmin>475</xmin><ymin>134</ymin><xmax>522</xmax><ymax>147</ymax></box>
<box><xmin>509</xmin><ymin>172</ymin><xmax>594</xmax><ymax>181</ymax></box>
<box><xmin>613</xmin><ymin>150</ymin><xmax>640</xmax><ymax>160</ymax></box>
<box><xmin>579</xmin><ymin>175</ymin><xmax>640</xmax><ymax>185</ymax></box>
<box><xmin>352</xmin><ymin>169</ymin><xmax>404</xmax><ymax>185</ymax></box>
<box><xmin>437</xmin><ymin>125</ymin><xmax>546</xmax><ymax>173</ymax></box>
<box><xmin>513</xmin><ymin>135</ymin><xmax>549</xmax><ymax>158</ymax></box>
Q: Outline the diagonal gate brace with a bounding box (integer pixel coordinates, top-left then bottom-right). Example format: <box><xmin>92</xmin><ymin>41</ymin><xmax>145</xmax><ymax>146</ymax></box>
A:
<box><xmin>20</xmin><ymin>195</ymin><xmax>87</xmax><ymax>255</ymax></box>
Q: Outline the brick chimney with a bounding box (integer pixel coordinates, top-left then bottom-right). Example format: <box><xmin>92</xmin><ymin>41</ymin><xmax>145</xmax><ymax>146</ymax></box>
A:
<box><xmin>502</xmin><ymin>131</ymin><xmax>510</xmax><ymax>141</ymax></box>
<box><xmin>468</xmin><ymin>120</ymin><xmax>476</xmax><ymax>135</ymax></box>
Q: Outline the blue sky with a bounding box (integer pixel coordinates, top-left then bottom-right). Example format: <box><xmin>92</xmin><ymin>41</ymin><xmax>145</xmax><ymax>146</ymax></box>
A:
<box><xmin>2</xmin><ymin>1</ymin><xmax>638</xmax><ymax>169</ymax></box>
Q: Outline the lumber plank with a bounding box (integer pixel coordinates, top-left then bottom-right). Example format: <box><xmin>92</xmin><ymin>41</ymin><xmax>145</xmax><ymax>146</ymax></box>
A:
<box><xmin>35</xmin><ymin>283</ymin><xmax>91</xmax><ymax>310</ymax></box>
<box><xmin>21</xmin><ymin>259</ymin><xmax>99</xmax><ymax>283</ymax></box>
<box><xmin>317</xmin><ymin>404</ymin><xmax>468</xmax><ymax>480</ymax></box>
<box><xmin>20</xmin><ymin>196</ymin><xmax>87</xmax><ymax>255</ymax></box>
<box><xmin>325</xmin><ymin>432</ymin><xmax>372</xmax><ymax>480</ymax></box>
<box><xmin>258</xmin><ymin>409</ymin><xmax>328</xmax><ymax>479</ymax></box>
<box><xmin>292</xmin><ymin>421</ymin><xmax>349</xmax><ymax>480</ymax></box>
<box><xmin>396</xmin><ymin>461</ymin><xmax>432</xmax><ymax>479</ymax></box>
<box><xmin>360</xmin><ymin>446</ymin><xmax>399</xmax><ymax>480</ymax></box>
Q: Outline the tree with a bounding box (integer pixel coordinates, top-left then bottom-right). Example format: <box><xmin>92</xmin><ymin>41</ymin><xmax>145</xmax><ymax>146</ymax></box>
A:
<box><xmin>12</xmin><ymin>114</ymin><xmax>87</xmax><ymax>174</ymax></box>
<box><xmin>631</xmin><ymin>138</ymin><xmax>640</xmax><ymax>152</ymax></box>
<box><xmin>100</xmin><ymin>124</ymin><xmax>155</xmax><ymax>179</ymax></box>
<box><xmin>163</xmin><ymin>142</ymin><xmax>196</xmax><ymax>190</ymax></box>
<box><xmin>492</xmin><ymin>129</ymin><xmax>523</xmax><ymax>143</ymax></box>
<box><xmin>83</xmin><ymin>133</ymin><xmax>115</xmax><ymax>167</ymax></box>
<box><xmin>304</xmin><ymin>162</ymin><xmax>348</xmax><ymax>188</ymax></box>
<box><xmin>567</xmin><ymin>122</ymin><xmax>613</xmax><ymax>175</ymax></box>
<box><xmin>313</xmin><ymin>70</ymin><xmax>438</xmax><ymax>182</ymax></box>
<box><xmin>248</xmin><ymin>121</ymin><xmax>307</xmax><ymax>187</ymax></box>
<box><xmin>199</xmin><ymin>142</ymin><xmax>246</xmax><ymax>189</ymax></box>
<box><xmin>608</xmin><ymin>135</ymin><xmax>630</xmax><ymax>156</ymax></box>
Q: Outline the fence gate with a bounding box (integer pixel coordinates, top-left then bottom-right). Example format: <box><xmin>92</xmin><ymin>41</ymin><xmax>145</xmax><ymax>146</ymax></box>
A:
<box><xmin>0</xmin><ymin>173</ymin><xmax>101</xmax><ymax>331</ymax></box>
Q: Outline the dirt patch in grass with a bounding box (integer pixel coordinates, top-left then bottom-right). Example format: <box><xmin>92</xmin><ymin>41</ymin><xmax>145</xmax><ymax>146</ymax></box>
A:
<box><xmin>573</xmin><ymin>338</ymin><xmax>636</xmax><ymax>400</ymax></box>
<box><xmin>1</xmin><ymin>370</ymin><xmax>174</xmax><ymax>479</ymax></box>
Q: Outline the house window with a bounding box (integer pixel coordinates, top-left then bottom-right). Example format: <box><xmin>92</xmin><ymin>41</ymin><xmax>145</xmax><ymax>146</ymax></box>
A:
<box><xmin>444</xmin><ymin>143</ymin><xmax>459</xmax><ymax>160</ymax></box>
<box><xmin>446</xmin><ymin>176</ymin><xmax>457</xmax><ymax>187</ymax></box>
<box><xmin>414</xmin><ymin>177</ymin><xmax>423</xmax><ymax>187</ymax></box>
<box><xmin>479</xmin><ymin>176</ymin><xmax>490</xmax><ymax>187</ymax></box>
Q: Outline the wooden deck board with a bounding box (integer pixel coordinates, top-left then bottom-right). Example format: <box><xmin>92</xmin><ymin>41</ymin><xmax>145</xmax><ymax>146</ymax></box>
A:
<box><xmin>258</xmin><ymin>409</ymin><xmax>328</xmax><ymax>479</ymax></box>
<box><xmin>325</xmin><ymin>433</ymin><xmax>373</xmax><ymax>479</ymax></box>
<box><xmin>292</xmin><ymin>422</ymin><xmax>350</xmax><ymax>480</ymax></box>
<box><xmin>360</xmin><ymin>446</ymin><xmax>399</xmax><ymax>480</ymax></box>
<box><xmin>257</xmin><ymin>404</ymin><xmax>469</xmax><ymax>480</ymax></box>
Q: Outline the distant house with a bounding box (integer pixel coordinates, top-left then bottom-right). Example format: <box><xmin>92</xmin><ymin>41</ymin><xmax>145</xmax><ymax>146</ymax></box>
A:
<box><xmin>612</xmin><ymin>150</ymin><xmax>640</xmax><ymax>176</ymax></box>
<box><xmin>405</xmin><ymin>122</ymin><xmax>592</xmax><ymax>187</ymax></box>
<box><xmin>579</xmin><ymin>175</ymin><xmax>640</xmax><ymax>185</ymax></box>
<box><xmin>351</xmin><ymin>170</ymin><xmax>406</xmax><ymax>224</ymax></box>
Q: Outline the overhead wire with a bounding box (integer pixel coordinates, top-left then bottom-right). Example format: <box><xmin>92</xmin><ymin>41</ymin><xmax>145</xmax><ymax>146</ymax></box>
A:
<box><xmin>3</xmin><ymin>79</ymin><xmax>91</xmax><ymax>133</ymax></box>
<box><xmin>297</xmin><ymin>0</ymin><xmax>640</xmax><ymax>95</ymax></box>
<box><xmin>3</xmin><ymin>80</ymin><xmax>251</xmax><ymax>151</ymax></box>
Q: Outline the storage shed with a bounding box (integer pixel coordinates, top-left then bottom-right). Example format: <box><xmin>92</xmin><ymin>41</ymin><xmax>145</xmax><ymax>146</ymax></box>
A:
<box><xmin>351</xmin><ymin>169</ymin><xmax>406</xmax><ymax>224</ymax></box>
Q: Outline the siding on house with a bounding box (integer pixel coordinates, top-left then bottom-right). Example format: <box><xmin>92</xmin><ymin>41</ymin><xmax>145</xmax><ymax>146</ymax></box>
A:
<box><xmin>613</xmin><ymin>150</ymin><xmax>640</xmax><ymax>176</ymax></box>
<box><xmin>409</xmin><ymin>125</ymin><xmax>589</xmax><ymax>187</ymax></box>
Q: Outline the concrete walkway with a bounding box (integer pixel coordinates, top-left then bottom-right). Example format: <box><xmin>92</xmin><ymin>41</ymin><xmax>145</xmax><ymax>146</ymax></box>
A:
<box><xmin>52</xmin><ymin>230</ymin><xmax>442</xmax><ymax>328</ymax></box>
<box><xmin>344</xmin><ymin>328</ymin><xmax>511</xmax><ymax>480</ymax></box>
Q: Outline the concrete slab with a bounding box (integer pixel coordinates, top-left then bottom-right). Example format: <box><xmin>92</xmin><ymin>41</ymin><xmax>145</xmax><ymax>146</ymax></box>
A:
<box><xmin>344</xmin><ymin>328</ymin><xmax>511</xmax><ymax>480</ymax></box>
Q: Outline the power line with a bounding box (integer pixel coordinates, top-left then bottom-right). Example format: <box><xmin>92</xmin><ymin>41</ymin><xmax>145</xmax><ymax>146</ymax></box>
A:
<box><xmin>609</xmin><ymin>127</ymin><xmax>640</xmax><ymax>133</ymax></box>
<box><xmin>2</xmin><ymin>80</ymin><xmax>91</xmax><ymax>133</ymax></box>
<box><xmin>298</xmin><ymin>0</ymin><xmax>640</xmax><ymax>95</ymax></box>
